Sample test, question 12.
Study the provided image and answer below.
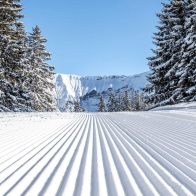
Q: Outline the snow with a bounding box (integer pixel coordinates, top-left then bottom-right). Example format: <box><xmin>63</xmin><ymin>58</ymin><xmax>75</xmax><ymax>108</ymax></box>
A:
<box><xmin>151</xmin><ymin>101</ymin><xmax>196</xmax><ymax>112</ymax></box>
<box><xmin>56</xmin><ymin>72</ymin><xmax>148</xmax><ymax>99</ymax></box>
<box><xmin>0</xmin><ymin>107</ymin><xmax>196</xmax><ymax>195</ymax></box>
<box><xmin>55</xmin><ymin>72</ymin><xmax>149</xmax><ymax>111</ymax></box>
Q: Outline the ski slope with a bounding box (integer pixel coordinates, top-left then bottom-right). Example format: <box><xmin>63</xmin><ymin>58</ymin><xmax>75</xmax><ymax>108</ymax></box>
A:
<box><xmin>0</xmin><ymin>110</ymin><xmax>196</xmax><ymax>196</ymax></box>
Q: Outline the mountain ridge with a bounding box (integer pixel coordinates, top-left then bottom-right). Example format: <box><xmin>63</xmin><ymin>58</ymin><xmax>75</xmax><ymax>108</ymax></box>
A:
<box><xmin>55</xmin><ymin>72</ymin><xmax>149</xmax><ymax>111</ymax></box>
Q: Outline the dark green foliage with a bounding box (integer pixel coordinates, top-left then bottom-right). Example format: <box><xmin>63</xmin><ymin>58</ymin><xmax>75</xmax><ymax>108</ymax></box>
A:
<box><xmin>145</xmin><ymin>0</ymin><xmax>195</xmax><ymax>106</ymax></box>
<box><xmin>121</xmin><ymin>91</ymin><xmax>131</xmax><ymax>111</ymax></box>
<box><xmin>28</xmin><ymin>26</ymin><xmax>56</xmax><ymax>111</ymax></box>
<box><xmin>98</xmin><ymin>96</ymin><xmax>106</xmax><ymax>112</ymax></box>
<box><xmin>0</xmin><ymin>0</ymin><xmax>56</xmax><ymax>111</ymax></box>
<box><xmin>107</xmin><ymin>93</ymin><xmax>118</xmax><ymax>112</ymax></box>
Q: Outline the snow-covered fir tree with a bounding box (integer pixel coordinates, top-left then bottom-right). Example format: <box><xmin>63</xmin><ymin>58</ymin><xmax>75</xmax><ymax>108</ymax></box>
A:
<box><xmin>0</xmin><ymin>0</ymin><xmax>56</xmax><ymax>112</ymax></box>
<box><xmin>130</xmin><ymin>89</ymin><xmax>140</xmax><ymax>111</ymax></box>
<box><xmin>107</xmin><ymin>93</ymin><xmax>117</xmax><ymax>112</ymax></box>
<box><xmin>116</xmin><ymin>94</ymin><xmax>122</xmax><ymax>112</ymax></box>
<box><xmin>9</xmin><ymin>26</ymin><xmax>32</xmax><ymax>111</ymax></box>
<box><xmin>28</xmin><ymin>26</ymin><xmax>56</xmax><ymax>111</ymax></box>
<box><xmin>144</xmin><ymin>2</ymin><xmax>173</xmax><ymax>105</ymax></box>
<box><xmin>165</xmin><ymin>0</ymin><xmax>187</xmax><ymax>102</ymax></box>
<box><xmin>144</xmin><ymin>0</ymin><xmax>194</xmax><ymax>106</ymax></box>
<box><xmin>130</xmin><ymin>89</ymin><xmax>147</xmax><ymax>111</ymax></box>
<box><xmin>74</xmin><ymin>99</ymin><xmax>84</xmax><ymax>112</ymax></box>
<box><xmin>0</xmin><ymin>0</ymin><xmax>31</xmax><ymax>111</ymax></box>
<box><xmin>64</xmin><ymin>101</ymin><xmax>74</xmax><ymax>112</ymax></box>
<box><xmin>98</xmin><ymin>96</ymin><xmax>106</xmax><ymax>112</ymax></box>
<box><xmin>138</xmin><ymin>91</ymin><xmax>147</xmax><ymax>110</ymax></box>
<box><xmin>176</xmin><ymin>0</ymin><xmax>196</xmax><ymax>101</ymax></box>
<box><xmin>121</xmin><ymin>90</ymin><xmax>131</xmax><ymax>111</ymax></box>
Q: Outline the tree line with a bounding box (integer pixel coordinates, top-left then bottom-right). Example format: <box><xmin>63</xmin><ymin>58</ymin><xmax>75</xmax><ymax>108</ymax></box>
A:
<box><xmin>98</xmin><ymin>89</ymin><xmax>146</xmax><ymax>112</ymax></box>
<box><xmin>0</xmin><ymin>0</ymin><xmax>55</xmax><ymax>112</ymax></box>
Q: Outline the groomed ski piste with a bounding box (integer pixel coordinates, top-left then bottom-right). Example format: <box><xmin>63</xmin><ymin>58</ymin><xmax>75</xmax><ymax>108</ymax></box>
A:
<box><xmin>0</xmin><ymin>103</ymin><xmax>196</xmax><ymax>196</ymax></box>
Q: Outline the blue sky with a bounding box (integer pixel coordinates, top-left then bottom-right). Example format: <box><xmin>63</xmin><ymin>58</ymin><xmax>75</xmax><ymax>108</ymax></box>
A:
<box><xmin>23</xmin><ymin>0</ymin><xmax>168</xmax><ymax>76</ymax></box>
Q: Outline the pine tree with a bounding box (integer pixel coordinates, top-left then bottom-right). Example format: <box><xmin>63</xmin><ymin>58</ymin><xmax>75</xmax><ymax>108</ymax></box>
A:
<box><xmin>144</xmin><ymin>2</ymin><xmax>173</xmax><ymax>105</ymax></box>
<box><xmin>121</xmin><ymin>90</ymin><xmax>131</xmax><ymax>111</ymax></box>
<box><xmin>138</xmin><ymin>91</ymin><xmax>147</xmax><ymax>110</ymax></box>
<box><xmin>166</xmin><ymin>0</ymin><xmax>187</xmax><ymax>102</ymax></box>
<box><xmin>130</xmin><ymin>89</ymin><xmax>140</xmax><ymax>111</ymax></box>
<box><xmin>107</xmin><ymin>93</ymin><xmax>117</xmax><ymax>112</ymax></box>
<box><xmin>98</xmin><ymin>96</ymin><xmax>106</xmax><ymax>112</ymax></box>
<box><xmin>145</xmin><ymin>0</ymin><xmax>186</xmax><ymax>106</ymax></box>
<box><xmin>176</xmin><ymin>0</ymin><xmax>196</xmax><ymax>101</ymax></box>
<box><xmin>0</xmin><ymin>0</ymin><xmax>30</xmax><ymax>111</ymax></box>
<box><xmin>116</xmin><ymin>94</ymin><xmax>122</xmax><ymax>112</ymax></box>
<box><xmin>28</xmin><ymin>26</ymin><xmax>56</xmax><ymax>111</ymax></box>
<box><xmin>64</xmin><ymin>101</ymin><xmax>74</xmax><ymax>112</ymax></box>
<box><xmin>9</xmin><ymin>26</ymin><xmax>32</xmax><ymax>111</ymax></box>
<box><xmin>74</xmin><ymin>99</ymin><xmax>83</xmax><ymax>112</ymax></box>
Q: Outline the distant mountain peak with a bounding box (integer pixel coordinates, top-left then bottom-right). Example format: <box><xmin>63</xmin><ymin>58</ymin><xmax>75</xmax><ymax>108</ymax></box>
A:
<box><xmin>55</xmin><ymin>72</ymin><xmax>149</xmax><ymax>112</ymax></box>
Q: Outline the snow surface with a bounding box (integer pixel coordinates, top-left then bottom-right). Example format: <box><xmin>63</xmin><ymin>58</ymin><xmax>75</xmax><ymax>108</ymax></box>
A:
<box><xmin>55</xmin><ymin>72</ymin><xmax>149</xmax><ymax>111</ymax></box>
<box><xmin>0</xmin><ymin>108</ymin><xmax>196</xmax><ymax>195</ymax></box>
<box><xmin>151</xmin><ymin>102</ymin><xmax>196</xmax><ymax>112</ymax></box>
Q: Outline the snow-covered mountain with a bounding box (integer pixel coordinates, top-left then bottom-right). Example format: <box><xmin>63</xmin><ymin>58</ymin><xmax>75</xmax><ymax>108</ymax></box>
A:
<box><xmin>55</xmin><ymin>72</ymin><xmax>149</xmax><ymax>112</ymax></box>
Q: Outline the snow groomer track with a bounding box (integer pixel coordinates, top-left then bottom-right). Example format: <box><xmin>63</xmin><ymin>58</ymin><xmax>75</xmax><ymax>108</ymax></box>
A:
<box><xmin>0</xmin><ymin>111</ymin><xmax>196</xmax><ymax>196</ymax></box>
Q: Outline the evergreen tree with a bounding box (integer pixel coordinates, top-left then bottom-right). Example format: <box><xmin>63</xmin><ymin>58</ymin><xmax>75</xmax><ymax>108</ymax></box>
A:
<box><xmin>28</xmin><ymin>26</ymin><xmax>56</xmax><ymax>111</ymax></box>
<box><xmin>138</xmin><ymin>91</ymin><xmax>147</xmax><ymax>110</ymax></box>
<box><xmin>166</xmin><ymin>0</ymin><xmax>187</xmax><ymax>102</ymax></box>
<box><xmin>121</xmin><ymin>91</ymin><xmax>131</xmax><ymax>111</ymax></box>
<box><xmin>144</xmin><ymin>2</ymin><xmax>173</xmax><ymax>105</ymax></box>
<box><xmin>130</xmin><ymin>89</ymin><xmax>140</xmax><ymax>111</ymax></box>
<box><xmin>129</xmin><ymin>88</ymin><xmax>147</xmax><ymax>111</ymax></box>
<box><xmin>74</xmin><ymin>99</ymin><xmax>83</xmax><ymax>112</ymax></box>
<box><xmin>98</xmin><ymin>96</ymin><xmax>106</xmax><ymax>112</ymax></box>
<box><xmin>0</xmin><ymin>0</ymin><xmax>30</xmax><ymax>111</ymax></box>
<box><xmin>176</xmin><ymin>0</ymin><xmax>196</xmax><ymax>101</ymax></box>
<box><xmin>64</xmin><ymin>101</ymin><xmax>74</xmax><ymax>112</ymax></box>
<box><xmin>145</xmin><ymin>0</ymin><xmax>186</xmax><ymax>105</ymax></box>
<box><xmin>107</xmin><ymin>93</ymin><xmax>117</xmax><ymax>112</ymax></box>
<box><xmin>9</xmin><ymin>26</ymin><xmax>32</xmax><ymax>111</ymax></box>
<box><xmin>116</xmin><ymin>94</ymin><xmax>122</xmax><ymax>112</ymax></box>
